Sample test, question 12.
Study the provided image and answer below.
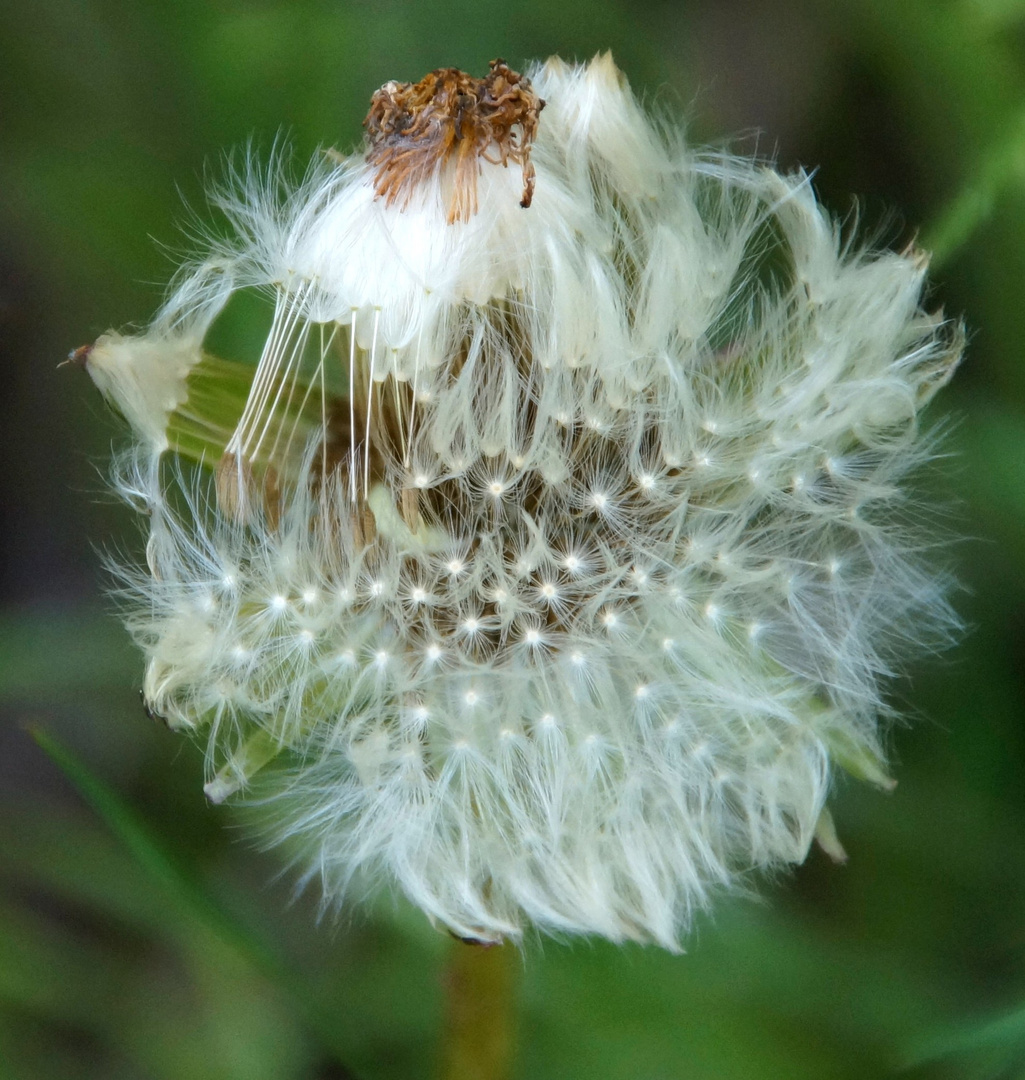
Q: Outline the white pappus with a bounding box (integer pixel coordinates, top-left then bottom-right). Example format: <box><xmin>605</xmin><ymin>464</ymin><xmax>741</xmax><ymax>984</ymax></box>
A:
<box><xmin>80</xmin><ymin>53</ymin><xmax>962</xmax><ymax>949</ymax></box>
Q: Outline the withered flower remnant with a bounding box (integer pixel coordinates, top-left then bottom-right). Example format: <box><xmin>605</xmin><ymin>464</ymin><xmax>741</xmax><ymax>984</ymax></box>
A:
<box><xmin>365</xmin><ymin>59</ymin><xmax>543</xmax><ymax>223</ymax></box>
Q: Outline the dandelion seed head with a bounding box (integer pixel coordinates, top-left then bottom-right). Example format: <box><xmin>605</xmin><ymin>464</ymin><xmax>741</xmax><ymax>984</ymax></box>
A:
<box><xmin>84</xmin><ymin>52</ymin><xmax>962</xmax><ymax>950</ymax></box>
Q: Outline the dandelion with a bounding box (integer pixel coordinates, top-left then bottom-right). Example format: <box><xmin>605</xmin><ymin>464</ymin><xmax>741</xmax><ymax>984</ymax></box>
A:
<box><xmin>77</xmin><ymin>54</ymin><xmax>961</xmax><ymax>949</ymax></box>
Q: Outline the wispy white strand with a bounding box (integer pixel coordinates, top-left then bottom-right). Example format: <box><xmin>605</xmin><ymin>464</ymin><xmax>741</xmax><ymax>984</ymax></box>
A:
<box><xmin>91</xmin><ymin>53</ymin><xmax>962</xmax><ymax>950</ymax></box>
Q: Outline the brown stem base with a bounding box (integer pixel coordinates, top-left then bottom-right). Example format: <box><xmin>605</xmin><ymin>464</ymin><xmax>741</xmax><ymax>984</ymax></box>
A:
<box><xmin>438</xmin><ymin>938</ymin><xmax>517</xmax><ymax>1080</ymax></box>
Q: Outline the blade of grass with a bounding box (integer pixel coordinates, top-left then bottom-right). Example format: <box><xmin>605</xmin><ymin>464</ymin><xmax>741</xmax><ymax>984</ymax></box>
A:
<box><xmin>901</xmin><ymin>1002</ymin><xmax>1025</xmax><ymax>1069</ymax></box>
<box><xmin>28</xmin><ymin>725</ymin><xmax>363</xmax><ymax>1080</ymax></box>
<box><xmin>923</xmin><ymin>104</ymin><xmax>1025</xmax><ymax>270</ymax></box>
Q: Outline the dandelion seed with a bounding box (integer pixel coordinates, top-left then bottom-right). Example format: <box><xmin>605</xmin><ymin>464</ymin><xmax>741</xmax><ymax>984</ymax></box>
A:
<box><xmin>81</xmin><ymin>52</ymin><xmax>962</xmax><ymax>950</ymax></box>
<box><xmin>537</xmin><ymin>581</ymin><xmax>559</xmax><ymax>603</ymax></box>
<box><xmin>561</xmin><ymin>553</ymin><xmax>583</xmax><ymax>573</ymax></box>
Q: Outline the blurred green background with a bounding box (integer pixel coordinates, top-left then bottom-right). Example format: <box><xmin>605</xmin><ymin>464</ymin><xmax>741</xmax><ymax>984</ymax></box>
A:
<box><xmin>2</xmin><ymin>1</ymin><xmax>1024</xmax><ymax>1077</ymax></box>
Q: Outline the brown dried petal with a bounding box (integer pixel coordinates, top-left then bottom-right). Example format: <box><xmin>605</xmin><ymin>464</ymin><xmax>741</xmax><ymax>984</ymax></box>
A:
<box><xmin>364</xmin><ymin>59</ymin><xmax>544</xmax><ymax>224</ymax></box>
<box><xmin>215</xmin><ymin>451</ymin><xmax>256</xmax><ymax>523</ymax></box>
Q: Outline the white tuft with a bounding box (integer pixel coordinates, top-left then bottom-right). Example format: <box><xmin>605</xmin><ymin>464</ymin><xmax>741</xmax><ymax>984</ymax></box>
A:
<box><xmin>94</xmin><ymin>53</ymin><xmax>961</xmax><ymax>950</ymax></box>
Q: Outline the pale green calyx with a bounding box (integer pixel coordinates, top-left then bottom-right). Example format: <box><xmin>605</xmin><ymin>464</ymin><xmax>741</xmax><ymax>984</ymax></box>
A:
<box><xmin>84</xmin><ymin>331</ymin><xmax>203</xmax><ymax>451</ymax></box>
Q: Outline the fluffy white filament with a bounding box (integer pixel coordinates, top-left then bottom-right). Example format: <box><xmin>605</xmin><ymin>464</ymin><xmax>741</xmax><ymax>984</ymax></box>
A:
<box><xmin>91</xmin><ymin>53</ymin><xmax>961</xmax><ymax>949</ymax></box>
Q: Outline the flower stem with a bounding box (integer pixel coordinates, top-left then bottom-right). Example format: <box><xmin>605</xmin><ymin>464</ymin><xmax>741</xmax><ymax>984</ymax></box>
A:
<box><xmin>438</xmin><ymin>939</ymin><xmax>517</xmax><ymax>1080</ymax></box>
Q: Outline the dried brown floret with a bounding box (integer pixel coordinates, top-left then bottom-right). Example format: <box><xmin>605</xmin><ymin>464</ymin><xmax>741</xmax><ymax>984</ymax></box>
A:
<box><xmin>364</xmin><ymin>59</ymin><xmax>544</xmax><ymax>224</ymax></box>
<box><xmin>215</xmin><ymin>450</ymin><xmax>256</xmax><ymax>523</ymax></box>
